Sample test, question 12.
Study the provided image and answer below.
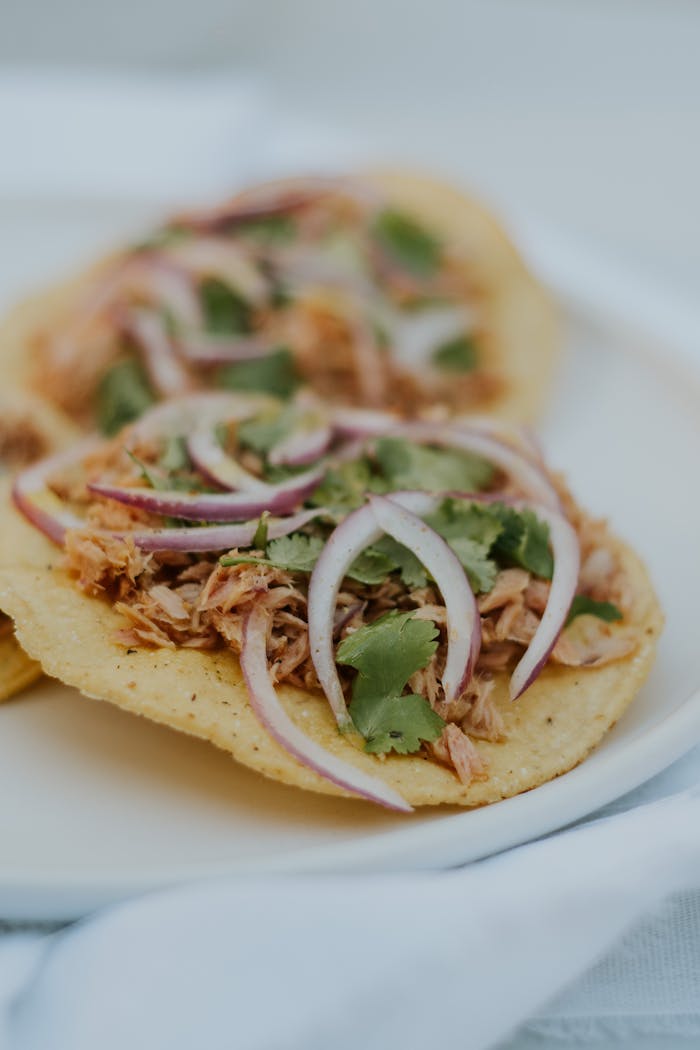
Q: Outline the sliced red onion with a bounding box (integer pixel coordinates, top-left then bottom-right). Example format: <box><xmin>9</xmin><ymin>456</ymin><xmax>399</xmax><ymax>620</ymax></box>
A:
<box><xmin>307</xmin><ymin>491</ymin><xmax>438</xmax><ymax>730</ymax></box>
<box><xmin>268</xmin><ymin>420</ymin><xmax>333</xmax><ymax>468</ymax></box>
<box><xmin>163</xmin><ymin>238</ymin><xmax>269</xmax><ymax>306</ymax></box>
<box><xmin>509</xmin><ymin>503</ymin><xmax>580</xmax><ymax>700</ymax></box>
<box><xmin>395</xmin><ymin>421</ymin><xmax>560</xmax><ymax>510</ymax></box>
<box><xmin>137</xmin><ymin>255</ymin><xmax>203</xmax><ymax>331</ymax></box>
<box><xmin>368</xmin><ymin>495</ymin><xmax>480</xmax><ymax>702</ymax></box>
<box><xmin>453</xmin><ymin>416</ymin><xmax>543</xmax><ymax>463</ymax></box>
<box><xmin>177</xmin><ymin>333</ymin><xmax>277</xmax><ymax>366</ymax></box>
<box><xmin>241</xmin><ymin>603</ymin><xmax>411</xmax><ymax>812</ymax></box>
<box><xmin>186</xmin><ymin>429</ymin><xmax>270</xmax><ymax>493</ymax></box>
<box><xmin>121</xmin><ymin>308</ymin><xmax>191</xmax><ymax>398</ymax></box>
<box><xmin>121</xmin><ymin>507</ymin><xmax>326</xmax><ymax>553</ymax></box>
<box><xmin>387</xmin><ymin>303</ymin><xmax>474</xmax><ymax>371</ymax></box>
<box><xmin>331</xmin><ymin>405</ymin><xmax>401</xmax><ymax>439</ymax></box>
<box><xmin>89</xmin><ymin>462</ymin><xmax>326</xmax><ymax>522</ymax></box>
<box><xmin>333</xmin><ymin>601</ymin><xmax>366</xmax><ymax>637</ymax></box>
<box><xmin>174</xmin><ymin>176</ymin><xmax>380</xmax><ymax>234</ymax></box>
<box><xmin>12</xmin><ymin>437</ymin><xmax>102</xmax><ymax>545</ymax></box>
<box><xmin>128</xmin><ymin>391</ymin><xmax>270</xmax><ymax>443</ymax></box>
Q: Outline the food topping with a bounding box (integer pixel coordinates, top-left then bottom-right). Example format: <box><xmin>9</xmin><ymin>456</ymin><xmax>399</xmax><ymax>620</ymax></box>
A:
<box><xmin>12</xmin><ymin>393</ymin><xmax>640</xmax><ymax>806</ymax></box>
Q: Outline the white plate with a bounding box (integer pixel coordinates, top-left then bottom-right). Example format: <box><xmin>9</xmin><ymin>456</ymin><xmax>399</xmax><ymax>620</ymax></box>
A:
<box><xmin>1</xmin><ymin>209</ymin><xmax>699</xmax><ymax>920</ymax></box>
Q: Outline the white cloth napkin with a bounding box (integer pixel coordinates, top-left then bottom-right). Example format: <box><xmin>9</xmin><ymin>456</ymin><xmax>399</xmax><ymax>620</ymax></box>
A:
<box><xmin>0</xmin><ymin>788</ymin><xmax>697</xmax><ymax>1050</ymax></box>
<box><xmin>2</xmin><ymin>67</ymin><xmax>699</xmax><ymax>1048</ymax></box>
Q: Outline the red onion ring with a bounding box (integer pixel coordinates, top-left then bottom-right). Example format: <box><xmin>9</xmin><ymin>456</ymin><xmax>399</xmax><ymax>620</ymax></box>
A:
<box><xmin>268</xmin><ymin>421</ymin><xmax>333</xmax><ymax>468</ymax></box>
<box><xmin>509</xmin><ymin>503</ymin><xmax>580</xmax><ymax>700</ymax></box>
<box><xmin>162</xmin><ymin>238</ymin><xmax>269</xmax><ymax>306</ymax></box>
<box><xmin>89</xmin><ymin>463</ymin><xmax>326</xmax><ymax>522</ymax></box>
<box><xmin>175</xmin><ymin>176</ymin><xmax>380</xmax><ymax>234</ymax></box>
<box><xmin>12</xmin><ymin>437</ymin><xmax>103</xmax><ymax>545</ymax></box>
<box><xmin>331</xmin><ymin>406</ymin><xmax>401</xmax><ymax>439</ymax></box>
<box><xmin>241</xmin><ymin>603</ymin><xmax>412</xmax><ymax>812</ymax></box>
<box><xmin>395</xmin><ymin>422</ymin><xmax>560</xmax><ymax>510</ymax></box>
<box><xmin>452</xmin><ymin>415</ymin><xmax>543</xmax><ymax>464</ymax></box>
<box><xmin>186</xmin><ymin>429</ymin><xmax>270</xmax><ymax>492</ymax></box>
<box><xmin>307</xmin><ymin>490</ymin><xmax>438</xmax><ymax>730</ymax></box>
<box><xmin>120</xmin><ymin>308</ymin><xmax>191</xmax><ymax>398</ymax></box>
<box><xmin>137</xmin><ymin>255</ymin><xmax>204</xmax><ymax>331</ymax></box>
<box><xmin>177</xmin><ymin>333</ymin><xmax>277</xmax><ymax>366</ymax></box>
<box><xmin>368</xmin><ymin>494</ymin><xmax>481</xmax><ymax>702</ymax></box>
<box><xmin>127</xmin><ymin>392</ymin><xmax>271</xmax><ymax>443</ymax></box>
<box><xmin>121</xmin><ymin>507</ymin><xmax>326</xmax><ymax>553</ymax></box>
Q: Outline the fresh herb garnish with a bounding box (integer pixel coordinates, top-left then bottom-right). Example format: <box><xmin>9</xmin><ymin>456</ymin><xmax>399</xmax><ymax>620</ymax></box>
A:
<box><xmin>237</xmin><ymin>405</ymin><xmax>297</xmax><ymax>455</ymax></box>
<box><xmin>237</xmin><ymin>214</ymin><xmax>296</xmax><ymax>242</ymax></box>
<box><xmin>218</xmin><ymin>348</ymin><xmax>299</xmax><ymax>399</ymax></box>
<box><xmin>221</xmin><ymin>532</ymin><xmax>324</xmax><ymax>573</ymax></box>
<box><xmin>432</xmin><ymin>334</ymin><xmax>478</xmax><ymax>372</ymax></box>
<box><xmin>371</xmin><ymin>535</ymin><xmax>428</xmax><ymax>589</ymax></box>
<box><xmin>200</xmin><ymin>278</ymin><xmax>252</xmax><ymax>334</ymax></box>
<box><xmin>375</xmin><ymin>437</ymin><xmax>494</xmax><ymax>494</ymax></box>
<box><xmin>252</xmin><ymin>511</ymin><xmax>271</xmax><ymax>550</ymax></box>
<box><xmin>425</xmin><ymin>498</ymin><xmax>553</xmax><ymax>588</ymax></box>
<box><xmin>347</xmin><ymin>548</ymin><xmax>397</xmax><ymax>586</ymax></box>
<box><xmin>491</xmin><ymin>506</ymin><xmax>553</xmax><ymax>579</ymax></box>
<box><xmin>96</xmin><ymin>359</ymin><xmax>155</xmax><ymax>436</ymax></box>
<box><xmin>566</xmin><ymin>595</ymin><xmax>623</xmax><ymax>627</ymax></box>
<box><xmin>337</xmin><ymin>611</ymin><xmax>444</xmax><ymax>754</ymax></box>
<box><xmin>159</xmin><ymin>436</ymin><xmax>190</xmax><ymax>473</ymax></box>
<box><xmin>308</xmin><ymin>458</ymin><xmax>382</xmax><ymax>515</ymax></box>
<box><xmin>372</xmin><ymin>209</ymin><xmax>442</xmax><ymax>277</ymax></box>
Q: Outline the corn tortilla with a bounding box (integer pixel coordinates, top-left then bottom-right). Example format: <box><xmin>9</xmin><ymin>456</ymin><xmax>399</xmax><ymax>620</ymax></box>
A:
<box><xmin>0</xmin><ymin>171</ymin><xmax>558</xmax><ymax>424</ymax></box>
<box><xmin>0</xmin><ymin>396</ymin><xmax>79</xmax><ymax>701</ymax></box>
<box><xmin>0</xmin><ymin>493</ymin><xmax>662</xmax><ymax>807</ymax></box>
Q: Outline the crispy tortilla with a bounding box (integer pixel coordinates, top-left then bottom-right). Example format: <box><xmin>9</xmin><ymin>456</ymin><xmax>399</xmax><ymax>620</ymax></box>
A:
<box><xmin>0</xmin><ymin>492</ymin><xmax>662</xmax><ymax>806</ymax></box>
<box><xmin>0</xmin><ymin>394</ymin><xmax>79</xmax><ymax>701</ymax></box>
<box><xmin>0</xmin><ymin>171</ymin><xmax>557</xmax><ymax>424</ymax></box>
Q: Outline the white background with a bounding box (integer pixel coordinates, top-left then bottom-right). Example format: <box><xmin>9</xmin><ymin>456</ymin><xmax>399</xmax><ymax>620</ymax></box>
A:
<box><xmin>2</xmin><ymin>0</ymin><xmax>699</xmax><ymax>299</ymax></box>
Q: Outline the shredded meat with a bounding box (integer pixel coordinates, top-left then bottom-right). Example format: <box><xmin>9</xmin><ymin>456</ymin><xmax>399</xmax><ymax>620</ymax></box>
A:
<box><xmin>64</xmin><ymin>531</ymin><xmax>151</xmax><ymax>596</ymax></box>
<box><xmin>430</xmin><ymin>724</ymin><xmax>488</xmax><ymax>785</ymax></box>
<box><xmin>57</xmin><ymin>439</ymin><xmax>643</xmax><ymax>786</ymax></box>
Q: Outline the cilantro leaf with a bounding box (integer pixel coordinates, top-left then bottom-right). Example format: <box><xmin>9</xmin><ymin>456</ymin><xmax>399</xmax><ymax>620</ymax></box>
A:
<box><xmin>252</xmin><ymin>511</ymin><xmax>270</xmax><ymax>550</ymax></box>
<box><xmin>309</xmin><ymin>458</ymin><xmax>385</xmax><ymax>515</ymax></box>
<box><xmin>446</xmin><ymin>536</ymin><xmax>498</xmax><ymax>593</ymax></box>
<box><xmin>425</xmin><ymin>498</ymin><xmax>503</xmax><ymax>548</ymax></box>
<box><xmin>371</xmin><ymin>535</ymin><xmax>427</xmax><ymax>589</ymax></box>
<box><xmin>350</xmin><ymin>692</ymin><xmax>445</xmax><ymax>755</ymax></box>
<box><xmin>425</xmin><ymin>498</ymin><xmax>552</xmax><ymax>587</ymax></box>
<box><xmin>375</xmin><ymin>437</ymin><xmax>494</xmax><ymax>494</ymax></box>
<box><xmin>237</xmin><ymin>214</ymin><xmax>296</xmax><ymax>242</ymax></box>
<box><xmin>237</xmin><ymin>405</ymin><xmax>296</xmax><ymax>455</ymax></box>
<box><xmin>336</xmin><ymin>610</ymin><xmax>438</xmax><ymax>702</ymax></box>
<box><xmin>346</xmin><ymin>548</ymin><xmax>397</xmax><ymax>585</ymax></box>
<box><xmin>220</xmin><ymin>533</ymin><xmax>324</xmax><ymax>573</ymax></box>
<box><xmin>566</xmin><ymin>595</ymin><xmax>623</xmax><ymax>627</ymax></box>
<box><xmin>492</xmin><ymin>505</ymin><xmax>553</xmax><ymax>579</ymax></box>
<box><xmin>200</xmin><ymin>278</ymin><xmax>252</xmax><ymax>334</ymax></box>
<box><xmin>218</xmin><ymin>348</ymin><xmax>300</xmax><ymax>399</ymax></box>
<box><xmin>125</xmin><ymin>450</ymin><xmax>167</xmax><ymax>491</ymax></box>
<box><xmin>432</xmin><ymin>334</ymin><xmax>478</xmax><ymax>372</ymax></box>
<box><xmin>266</xmin><ymin>533</ymin><xmax>324</xmax><ymax>571</ymax></box>
<box><xmin>159</xmin><ymin>436</ymin><xmax>189</xmax><ymax>473</ymax></box>
<box><xmin>372</xmin><ymin>209</ymin><xmax>442</xmax><ymax>276</ymax></box>
<box><xmin>96</xmin><ymin>359</ymin><xmax>155</xmax><ymax>436</ymax></box>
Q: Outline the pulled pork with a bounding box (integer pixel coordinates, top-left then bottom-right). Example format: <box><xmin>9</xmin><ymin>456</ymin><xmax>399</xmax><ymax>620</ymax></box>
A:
<box><xmin>60</xmin><ymin>444</ymin><xmax>641</xmax><ymax>787</ymax></box>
